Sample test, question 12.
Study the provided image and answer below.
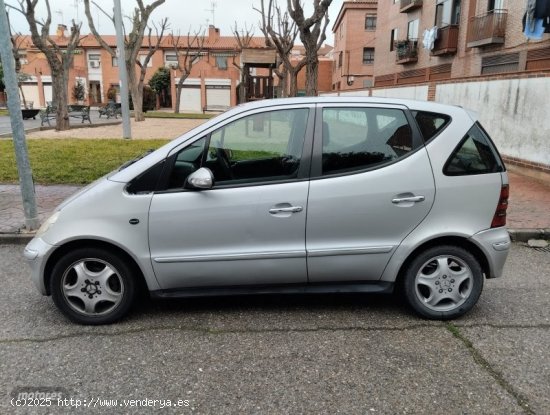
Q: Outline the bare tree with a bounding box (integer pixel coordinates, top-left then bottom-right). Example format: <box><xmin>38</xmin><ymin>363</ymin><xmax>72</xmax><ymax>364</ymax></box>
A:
<box><xmin>170</xmin><ymin>30</ymin><xmax>205</xmax><ymax>114</ymax></box>
<box><xmin>84</xmin><ymin>0</ymin><xmax>166</xmax><ymax>121</ymax></box>
<box><xmin>9</xmin><ymin>1</ymin><xmax>82</xmax><ymax>130</ymax></box>
<box><xmin>232</xmin><ymin>23</ymin><xmax>254</xmax><ymax>104</ymax></box>
<box><xmin>5</xmin><ymin>12</ymin><xmax>31</xmax><ymax>108</ymax></box>
<box><xmin>255</xmin><ymin>0</ymin><xmax>302</xmax><ymax>97</ymax></box>
<box><xmin>287</xmin><ymin>0</ymin><xmax>332</xmax><ymax>96</ymax></box>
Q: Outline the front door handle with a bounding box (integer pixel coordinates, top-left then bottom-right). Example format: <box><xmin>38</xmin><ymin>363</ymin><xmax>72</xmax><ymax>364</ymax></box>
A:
<box><xmin>269</xmin><ymin>206</ymin><xmax>303</xmax><ymax>214</ymax></box>
<box><xmin>392</xmin><ymin>195</ymin><xmax>425</xmax><ymax>204</ymax></box>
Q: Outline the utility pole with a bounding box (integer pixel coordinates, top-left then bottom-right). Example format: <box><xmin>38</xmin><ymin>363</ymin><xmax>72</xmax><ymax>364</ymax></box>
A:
<box><xmin>114</xmin><ymin>0</ymin><xmax>131</xmax><ymax>139</ymax></box>
<box><xmin>0</xmin><ymin>0</ymin><xmax>39</xmax><ymax>230</ymax></box>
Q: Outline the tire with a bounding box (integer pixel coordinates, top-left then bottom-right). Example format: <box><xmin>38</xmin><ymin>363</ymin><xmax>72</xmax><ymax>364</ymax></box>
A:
<box><xmin>403</xmin><ymin>245</ymin><xmax>484</xmax><ymax>320</ymax></box>
<box><xmin>50</xmin><ymin>247</ymin><xmax>136</xmax><ymax>325</ymax></box>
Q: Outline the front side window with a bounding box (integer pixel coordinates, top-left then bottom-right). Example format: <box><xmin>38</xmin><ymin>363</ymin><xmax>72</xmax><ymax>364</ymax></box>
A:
<box><xmin>408</xmin><ymin>19</ymin><xmax>419</xmax><ymax>40</ymax></box>
<box><xmin>321</xmin><ymin>108</ymin><xmax>415</xmax><ymax>175</ymax></box>
<box><xmin>168</xmin><ymin>108</ymin><xmax>309</xmax><ymax>188</ymax></box>
<box><xmin>444</xmin><ymin>123</ymin><xmax>504</xmax><ymax>176</ymax></box>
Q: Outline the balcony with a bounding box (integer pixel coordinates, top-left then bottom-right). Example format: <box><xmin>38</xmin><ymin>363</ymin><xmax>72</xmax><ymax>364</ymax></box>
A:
<box><xmin>400</xmin><ymin>0</ymin><xmax>422</xmax><ymax>13</ymax></box>
<box><xmin>395</xmin><ymin>40</ymin><xmax>418</xmax><ymax>64</ymax></box>
<box><xmin>431</xmin><ymin>25</ymin><xmax>459</xmax><ymax>56</ymax></box>
<box><xmin>467</xmin><ymin>10</ymin><xmax>507</xmax><ymax>48</ymax></box>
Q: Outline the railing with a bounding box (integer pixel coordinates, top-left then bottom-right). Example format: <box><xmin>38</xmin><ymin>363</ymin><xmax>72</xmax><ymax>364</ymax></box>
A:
<box><xmin>395</xmin><ymin>39</ymin><xmax>418</xmax><ymax>63</ymax></box>
<box><xmin>432</xmin><ymin>25</ymin><xmax>459</xmax><ymax>56</ymax></box>
<box><xmin>467</xmin><ymin>10</ymin><xmax>507</xmax><ymax>47</ymax></box>
<box><xmin>400</xmin><ymin>0</ymin><xmax>422</xmax><ymax>13</ymax></box>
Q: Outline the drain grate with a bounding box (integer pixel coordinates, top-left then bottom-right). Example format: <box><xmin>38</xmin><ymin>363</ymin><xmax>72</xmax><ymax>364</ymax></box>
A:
<box><xmin>532</xmin><ymin>246</ymin><xmax>550</xmax><ymax>253</ymax></box>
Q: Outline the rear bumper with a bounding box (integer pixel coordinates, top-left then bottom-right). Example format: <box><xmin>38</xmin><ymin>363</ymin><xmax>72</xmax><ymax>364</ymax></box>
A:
<box><xmin>470</xmin><ymin>227</ymin><xmax>511</xmax><ymax>278</ymax></box>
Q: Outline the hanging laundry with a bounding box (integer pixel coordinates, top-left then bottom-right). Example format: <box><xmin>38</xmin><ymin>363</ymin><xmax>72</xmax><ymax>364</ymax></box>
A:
<box><xmin>524</xmin><ymin>17</ymin><xmax>545</xmax><ymax>39</ymax></box>
<box><xmin>422</xmin><ymin>26</ymin><xmax>438</xmax><ymax>50</ymax></box>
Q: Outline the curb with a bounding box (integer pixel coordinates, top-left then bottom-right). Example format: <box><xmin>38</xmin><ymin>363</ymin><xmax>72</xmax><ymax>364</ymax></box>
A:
<box><xmin>2</xmin><ymin>229</ymin><xmax>549</xmax><ymax>245</ymax></box>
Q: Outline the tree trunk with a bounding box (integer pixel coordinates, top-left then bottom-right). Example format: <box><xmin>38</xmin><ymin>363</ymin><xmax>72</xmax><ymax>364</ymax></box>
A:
<box><xmin>305</xmin><ymin>51</ymin><xmax>319</xmax><ymax>96</ymax></box>
<box><xmin>18</xmin><ymin>84</ymin><xmax>28</xmax><ymax>109</ymax></box>
<box><xmin>276</xmin><ymin>69</ymin><xmax>288</xmax><ymax>98</ymax></box>
<box><xmin>51</xmin><ymin>70</ymin><xmax>70</xmax><ymax>131</ymax></box>
<box><xmin>129</xmin><ymin>69</ymin><xmax>144</xmax><ymax>121</ymax></box>
<box><xmin>288</xmin><ymin>69</ymin><xmax>298</xmax><ymax>97</ymax></box>
<box><xmin>174</xmin><ymin>76</ymin><xmax>187</xmax><ymax>114</ymax></box>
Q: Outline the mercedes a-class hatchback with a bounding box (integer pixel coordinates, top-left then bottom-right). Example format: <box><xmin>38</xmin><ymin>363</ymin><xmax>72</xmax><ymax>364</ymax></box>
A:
<box><xmin>24</xmin><ymin>97</ymin><xmax>510</xmax><ymax>324</ymax></box>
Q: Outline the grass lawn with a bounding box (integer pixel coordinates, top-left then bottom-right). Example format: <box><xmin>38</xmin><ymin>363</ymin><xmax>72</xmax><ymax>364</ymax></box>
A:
<box><xmin>0</xmin><ymin>139</ymin><xmax>169</xmax><ymax>185</ymax></box>
<box><xmin>0</xmin><ymin>109</ymin><xmax>9</xmax><ymax>116</ymax></box>
<box><xmin>145</xmin><ymin>111</ymin><xmax>214</xmax><ymax>120</ymax></box>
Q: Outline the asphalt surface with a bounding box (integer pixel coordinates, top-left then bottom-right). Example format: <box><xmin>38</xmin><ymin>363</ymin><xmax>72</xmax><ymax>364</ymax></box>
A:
<box><xmin>0</xmin><ymin>243</ymin><xmax>548</xmax><ymax>414</ymax></box>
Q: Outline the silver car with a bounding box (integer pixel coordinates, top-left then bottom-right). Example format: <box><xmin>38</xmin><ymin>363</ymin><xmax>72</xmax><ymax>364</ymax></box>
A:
<box><xmin>24</xmin><ymin>97</ymin><xmax>511</xmax><ymax>324</ymax></box>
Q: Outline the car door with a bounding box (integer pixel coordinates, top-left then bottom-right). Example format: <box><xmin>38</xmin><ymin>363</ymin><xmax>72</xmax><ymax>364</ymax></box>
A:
<box><xmin>306</xmin><ymin>104</ymin><xmax>435</xmax><ymax>282</ymax></box>
<box><xmin>148</xmin><ymin>105</ymin><xmax>314</xmax><ymax>290</ymax></box>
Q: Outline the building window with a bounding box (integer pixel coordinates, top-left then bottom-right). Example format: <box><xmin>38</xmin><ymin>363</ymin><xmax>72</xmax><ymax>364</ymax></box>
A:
<box><xmin>362</xmin><ymin>47</ymin><xmax>375</xmax><ymax>64</ymax></box>
<box><xmin>436</xmin><ymin>0</ymin><xmax>461</xmax><ymax>27</ymax></box>
<box><xmin>488</xmin><ymin>0</ymin><xmax>504</xmax><ymax>11</ymax></box>
<box><xmin>408</xmin><ymin>19</ymin><xmax>419</xmax><ymax>40</ymax></box>
<box><xmin>390</xmin><ymin>28</ymin><xmax>399</xmax><ymax>51</ymax></box>
<box><xmin>365</xmin><ymin>15</ymin><xmax>377</xmax><ymax>30</ymax></box>
<box><xmin>338</xmin><ymin>51</ymin><xmax>343</xmax><ymax>68</ymax></box>
<box><xmin>88</xmin><ymin>53</ymin><xmax>101</xmax><ymax>68</ymax></box>
<box><xmin>111</xmin><ymin>56</ymin><xmax>118</xmax><ymax>67</ymax></box>
<box><xmin>138</xmin><ymin>54</ymin><xmax>153</xmax><ymax>68</ymax></box>
<box><xmin>215</xmin><ymin>56</ymin><xmax>228</xmax><ymax>70</ymax></box>
<box><xmin>165</xmin><ymin>53</ymin><xmax>178</xmax><ymax>67</ymax></box>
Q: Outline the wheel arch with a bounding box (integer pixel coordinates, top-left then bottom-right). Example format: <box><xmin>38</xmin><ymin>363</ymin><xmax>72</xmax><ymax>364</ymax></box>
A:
<box><xmin>44</xmin><ymin>239</ymin><xmax>149</xmax><ymax>296</ymax></box>
<box><xmin>395</xmin><ymin>236</ymin><xmax>491</xmax><ymax>288</ymax></box>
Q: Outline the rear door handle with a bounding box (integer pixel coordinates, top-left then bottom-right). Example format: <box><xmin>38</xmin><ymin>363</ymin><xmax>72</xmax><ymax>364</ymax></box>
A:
<box><xmin>269</xmin><ymin>206</ymin><xmax>303</xmax><ymax>214</ymax></box>
<box><xmin>392</xmin><ymin>195</ymin><xmax>425</xmax><ymax>204</ymax></box>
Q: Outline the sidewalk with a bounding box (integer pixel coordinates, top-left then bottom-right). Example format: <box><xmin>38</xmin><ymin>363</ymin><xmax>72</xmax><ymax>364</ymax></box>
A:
<box><xmin>1</xmin><ymin>171</ymin><xmax>549</xmax><ymax>241</ymax></box>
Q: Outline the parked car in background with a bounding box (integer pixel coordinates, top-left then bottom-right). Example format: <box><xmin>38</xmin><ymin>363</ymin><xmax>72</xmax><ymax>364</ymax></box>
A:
<box><xmin>24</xmin><ymin>97</ymin><xmax>510</xmax><ymax>324</ymax></box>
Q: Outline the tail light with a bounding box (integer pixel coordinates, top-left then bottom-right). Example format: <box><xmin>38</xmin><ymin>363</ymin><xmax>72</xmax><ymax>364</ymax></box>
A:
<box><xmin>491</xmin><ymin>184</ymin><xmax>509</xmax><ymax>228</ymax></box>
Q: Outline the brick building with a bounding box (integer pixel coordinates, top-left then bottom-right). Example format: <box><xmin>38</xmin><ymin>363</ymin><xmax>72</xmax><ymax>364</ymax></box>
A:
<box><xmin>373</xmin><ymin>0</ymin><xmax>550</xmax><ymax>87</ymax></box>
<box><xmin>7</xmin><ymin>24</ymin><xmax>333</xmax><ymax>112</ymax></box>
<box><xmin>331</xmin><ymin>0</ymin><xmax>378</xmax><ymax>91</ymax></box>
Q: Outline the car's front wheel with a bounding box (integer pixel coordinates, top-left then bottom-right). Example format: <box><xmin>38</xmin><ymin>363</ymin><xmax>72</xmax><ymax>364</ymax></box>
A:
<box><xmin>50</xmin><ymin>248</ymin><xmax>136</xmax><ymax>325</ymax></box>
<box><xmin>403</xmin><ymin>245</ymin><xmax>484</xmax><ymax>319</ymax></box>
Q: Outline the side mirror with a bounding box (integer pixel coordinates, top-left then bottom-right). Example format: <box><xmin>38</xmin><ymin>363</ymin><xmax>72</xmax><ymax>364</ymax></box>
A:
<box><xmin>185</xmin><ymin>167</ymin><xmax>214</xmax><ymax>190</ymax></box>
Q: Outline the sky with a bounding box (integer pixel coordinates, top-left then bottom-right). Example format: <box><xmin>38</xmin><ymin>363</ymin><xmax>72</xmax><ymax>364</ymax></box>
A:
<box><xmin>6</xmin><ymin>0</ymin><xmax>345</xmax><ymax>45</ymax></box>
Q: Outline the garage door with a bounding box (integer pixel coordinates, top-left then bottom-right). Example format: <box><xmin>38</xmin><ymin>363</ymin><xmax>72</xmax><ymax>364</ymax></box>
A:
<box><xmin>206</xmin><ymin>85</ymin><xmax>230</xmax><ymax>109</ymax></box>
<box><xmin>179</xmin><ymin>86</ymin><xmax>201</xmax><ymax>112</ymax></box>
<box><xmin>43</xmin><ymin>84</ymin><xmax>53</xmax><ymax>105</ymax></box>
<box><xmin>20</xmin><ymin>84</ymin><xmax>40</xmax><ymax>108</ymax></box>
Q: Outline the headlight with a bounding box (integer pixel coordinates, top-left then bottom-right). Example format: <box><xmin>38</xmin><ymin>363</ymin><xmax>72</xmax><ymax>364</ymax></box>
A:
<box><xmin>35</xmin><ymin>211</ymin><xmax>60</xmax><ymax>238</ymax></box>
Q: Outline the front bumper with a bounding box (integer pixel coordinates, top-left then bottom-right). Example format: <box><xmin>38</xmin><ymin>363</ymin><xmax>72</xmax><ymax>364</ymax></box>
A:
<box><xmin>470</xmin><ymin>227</ymin><xmax>511</xmax><ymax>278</ymax></box>
<box><xmin>24</xmin><ymin>237</ymin><xmax>57</xmax><ymax>295</ymax></box>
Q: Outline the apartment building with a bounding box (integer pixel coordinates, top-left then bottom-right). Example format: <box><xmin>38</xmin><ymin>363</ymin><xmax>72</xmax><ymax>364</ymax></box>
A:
<box><xmin>373</xmin><ymin>0</ymin><xmax>550</xmax><ymax>87</ymax></box>
<box><xmin>331</xmin><ymin>0</ymin><xmax>378</xmax><ymax>91</ymax></box>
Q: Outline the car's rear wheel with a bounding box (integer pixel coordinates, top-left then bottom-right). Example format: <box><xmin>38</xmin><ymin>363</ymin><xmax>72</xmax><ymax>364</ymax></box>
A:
<box><xmin>50</xmin><ymin>248</ymin><xmax>136</xmax><ymax>325</ymax></box>
<box><xmin>403</xmin><ymin>245</ymin><xmax>484</xmax><ymax>319</ymax></box>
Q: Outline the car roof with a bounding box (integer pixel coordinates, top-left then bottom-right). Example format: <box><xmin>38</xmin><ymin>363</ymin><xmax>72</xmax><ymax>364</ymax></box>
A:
<box><xmin>235</xmin><ymin>96</ymin><xmax>469</xmax><ymax>115</ymax></box>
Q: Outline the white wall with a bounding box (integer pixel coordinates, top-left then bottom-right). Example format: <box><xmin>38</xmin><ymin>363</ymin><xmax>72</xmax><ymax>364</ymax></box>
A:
<box><xmin>372</xmin><ymin>85</ymin><xmax>429</xmax><ymax>100</ymax></box>
<box><xmin>436</xmin><ymin>78</ymin><xmax>550</xmax><ymax>165</ymax></box>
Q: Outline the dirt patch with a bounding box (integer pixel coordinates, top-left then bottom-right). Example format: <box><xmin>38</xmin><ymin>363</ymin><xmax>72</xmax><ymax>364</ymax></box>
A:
<box><xmin>26</xmin><ymin>118</ymin><xmax>207</xmax><ymax>140</ymax></box>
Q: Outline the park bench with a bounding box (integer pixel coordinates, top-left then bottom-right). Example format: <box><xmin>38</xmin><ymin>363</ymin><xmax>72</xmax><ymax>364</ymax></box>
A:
<box><xmin>202</xmin><ymin>104</ymin><xmax>230</xmax><ymax>113</ymax></box>
<box><xmin>98</xmin><ymin>102</ymin><xmax>122</xmax><ymax>119</ymax></box>
<box><xmin>40</xmin><ymin>103</ymin><xmax>91</xmax><ymax>126</ymax></box>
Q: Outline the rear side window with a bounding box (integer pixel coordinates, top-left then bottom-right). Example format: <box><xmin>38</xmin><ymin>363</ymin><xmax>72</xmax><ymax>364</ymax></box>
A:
<box><xmin>444</xmin><ymin>123</ymin><xmax>504</xmax><ymax>176</ymax></box>
<box><xmin>321</xmin><ymin>107</ymin><xmax>416</xmax><ymax>175</ymax></box>
<box><xmin>413</xmin><ymin>111</ymin><xmax>450</xmax><ymax>141</ymax></box>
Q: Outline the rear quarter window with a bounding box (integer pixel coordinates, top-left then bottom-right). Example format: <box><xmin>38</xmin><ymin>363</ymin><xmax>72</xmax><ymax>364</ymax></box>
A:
<box><xmin>412</xmin><ymin>111</ymin><xmax>451</xmax><ymax>142</ymax></box>
<box><xmin>444</xmin><ymin>123</ymin><xmax>505</xmax><ymax>176</ymax></box>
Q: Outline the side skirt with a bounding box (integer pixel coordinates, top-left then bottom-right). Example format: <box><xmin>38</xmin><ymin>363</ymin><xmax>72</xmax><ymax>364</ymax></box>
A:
<box><xmin>150</xmin><ymin>281</ymin><xmax>394</xmax><ymax>299</ymax></box>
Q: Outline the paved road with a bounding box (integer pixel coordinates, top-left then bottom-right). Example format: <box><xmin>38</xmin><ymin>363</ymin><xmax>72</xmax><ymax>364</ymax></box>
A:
<box><xmin>0</xmin><ymin>243</ymin><xmax>548</xmax><ymax>414</ymax></box>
